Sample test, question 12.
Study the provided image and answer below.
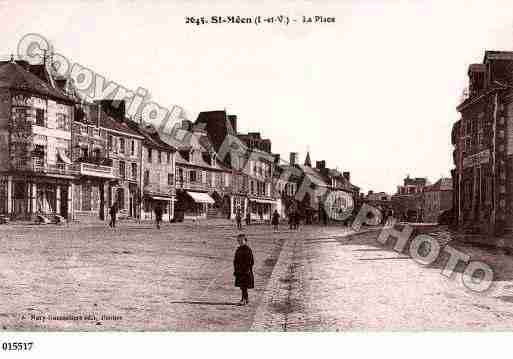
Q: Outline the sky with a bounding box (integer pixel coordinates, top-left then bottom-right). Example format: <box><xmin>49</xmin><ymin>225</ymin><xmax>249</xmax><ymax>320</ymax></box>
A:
<box><xmin>1</xmin><ymin>0</ymin><xmax>513</xmax><ymax>194</ymax></box>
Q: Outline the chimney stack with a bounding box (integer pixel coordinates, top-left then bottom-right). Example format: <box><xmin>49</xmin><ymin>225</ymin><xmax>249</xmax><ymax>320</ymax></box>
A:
<box><xmin>289</xmin><ymin>152</ymin><xmax>298</xmax><ymax>166</ymax></box>
<box><xmin>343</xmin><ymin>171</ymin><xmax>350</xmax><ymax>181</ymax></box>
<box><xmin>228</xmin><ymin>115</ymin><xmax>237</xmax><ymax>133</ymax></box>
<box><xmin>316</xmin><ymin>160</ymin><xmax>326</xmax><ymax>170</ymax></box>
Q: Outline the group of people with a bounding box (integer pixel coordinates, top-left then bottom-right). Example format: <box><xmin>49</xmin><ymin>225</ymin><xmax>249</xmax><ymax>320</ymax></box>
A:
<box><xmin>108</xmin><ymin>203</ymin><xmax>163</xmax><ymax>229</ymax></box>
<box><xmin>234</xmin><ymin>208</ymin><xmax>299</xmax><ymax>233</ymax></box>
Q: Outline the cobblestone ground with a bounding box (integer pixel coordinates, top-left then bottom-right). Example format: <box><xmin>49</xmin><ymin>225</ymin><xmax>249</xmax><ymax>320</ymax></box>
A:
<box><xmin>253</xmin><ymin>225</ymin><xmax>513</xmax><ymax>331</ymax></box>
<box><xmin>3</xmin><ymin>222</ymin><xmax>513</xmax><ymax>331</ymax></box>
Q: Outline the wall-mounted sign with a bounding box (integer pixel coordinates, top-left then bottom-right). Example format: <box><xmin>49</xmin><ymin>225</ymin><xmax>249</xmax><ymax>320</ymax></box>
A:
<box><xmin>463</xmin><ymin>149</ymin><xmax>490</xmax><ymax>168</ymax></box>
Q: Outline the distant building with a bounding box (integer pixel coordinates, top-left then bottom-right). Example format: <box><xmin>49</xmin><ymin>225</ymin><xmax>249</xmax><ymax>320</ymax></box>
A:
<box><xmin>422</xmin><ymin>178</ymin><xmax>453</xmax><ymax>223</ymax></box>
<box><xmin>392</xmin><ymin>175</ymin><xmax>429</xmax><ymax>222</ymax></box>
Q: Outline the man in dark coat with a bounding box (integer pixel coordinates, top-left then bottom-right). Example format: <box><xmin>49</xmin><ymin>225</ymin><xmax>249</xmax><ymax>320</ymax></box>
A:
<box><xmin>233</xmin><ymin>234</ymin><xmax>254</xmax><ymax>306</ymax></box>
<box><xmin>271</xmin><ymin>210</ymin><xmax>280</xmax><ymax>232</ymax></box>
<box><xmin>154</xmin><ymin>205</ymin><xmax>163</xmax><ymax>229</ymax></box>
<box><xmin>235</xmin><ymin>209</ymin><xmax>242</xmax><ymax>230</ymax></box>
<box><xmin>109</xmin><ymin>203</ymin><xmax>117</xmax><ymax>228</ymax></box>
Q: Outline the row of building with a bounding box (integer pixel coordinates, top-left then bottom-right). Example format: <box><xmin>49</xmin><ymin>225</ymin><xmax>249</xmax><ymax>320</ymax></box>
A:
<box><xmin>363</xmin><ymin>175</ymin><xmax>453</xmax><ymax>224</ymax></box>
<box><xmin>0</xmin><ymin>57</ymin><xmax>361</xmax><ymax>223</ymax></box>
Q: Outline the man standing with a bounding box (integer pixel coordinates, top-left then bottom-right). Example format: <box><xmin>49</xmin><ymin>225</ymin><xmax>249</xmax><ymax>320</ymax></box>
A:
<box><xmin>109</xmin><ymin>202</ymin><xmax>118</xmax><ymax>228</ymax></box>
<box><xmin>271</xmin><ymin>209</ymin><xmax>280</xmax><ymax>232</ymax></box>
<box><xmin>154</xmin><ymin>205</ymin><xmax>163</xmax><ymax>229</ymax></box>
<box><xmin>233</xmin><ymin>234</ymin><xmax>254</xmax><ymax>306</ymax></box>
<box><xmin>235</xmin><ymin>209</ymin><xmax>242</xmax><ymax>230</ymax></box>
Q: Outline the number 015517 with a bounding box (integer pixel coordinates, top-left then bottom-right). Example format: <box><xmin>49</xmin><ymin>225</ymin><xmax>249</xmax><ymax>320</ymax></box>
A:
<box><xmin>2</xmin><ymin>342</ymin><xmax>34</xmax><ymax>351</ymax></box>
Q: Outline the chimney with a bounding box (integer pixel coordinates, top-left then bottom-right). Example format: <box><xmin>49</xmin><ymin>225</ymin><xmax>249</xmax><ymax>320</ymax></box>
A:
<box><xmin>228</xmin><ymin>115</ymin><xmax>237</xmax><ymax>133</ymax></box>
<box><xmin>343</xmin><ymin>171</ymin><xmax>350</xmax><ymax>181</ymax></box>
<box><xmin>273</xmin><ymin>154</ymin><xmax>280</xmax><ymax>165</ymax></box>
<box><xmin>316</xmin><ymin>160</ymin><xmax>326</xmax><ymax>170</ymax></box>
<box><xmin>98</xmin><ymin>100</ymin><xmax>126</xmax><ymax>121</ymax></box>
<box><xmin>289</xmin><ymin>152</ymin><xmax>298</xmax><ymax>166</ymax></box>
<box><xmin>468</xmin><ymin>64</ymin><xmax>486</xmax><ymax>98</ymax></box>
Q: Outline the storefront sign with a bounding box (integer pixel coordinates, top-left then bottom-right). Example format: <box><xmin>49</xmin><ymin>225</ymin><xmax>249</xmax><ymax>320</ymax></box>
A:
<box><xmin>463</xmin><ymin>149</ymin><xmax>490</xmax><ymax>169</ymax></box>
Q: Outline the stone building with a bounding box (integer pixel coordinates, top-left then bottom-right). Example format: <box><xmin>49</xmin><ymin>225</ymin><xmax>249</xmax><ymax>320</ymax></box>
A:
<box><xmin>422</xmin><ymin>177</ymin><xmax>453</xmax><ymax>223</ymax></box>
<box><xmin>161</xmin><ymin>119</ymin><xmax>231</xmax><ymax>220</ymax></box>
<box><xmin>73</xmin><ymin>100</ymin><xmax>143</xmax><ymax>220</ymax></box>
<box><xmin>392</xmin><ymin>176</ymin><xmax>429</xmax><ymax>222</ymax></box>
<box><xmin>0</xmin><ymin>59</ymin><xmax>75</xmax><ymax>220</ymax></box>
<box><xmin>195</xmin><ymin>110</ymin><xmax>279</xmax><ymax>221</ymax></box>
<box><xmin>452</xmin><ymin>50</ymin><xmax>513</xmax><ymax>235</ymax></box>
<box><xmin>136</xmin><ymin>125</ymin><xmax>177</xmax><ymax>222</ymax></box>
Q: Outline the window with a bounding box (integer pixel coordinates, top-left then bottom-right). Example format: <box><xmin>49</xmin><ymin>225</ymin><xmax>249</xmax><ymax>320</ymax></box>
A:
<box><xmin>148</xmin><ymin>148</ymin><xmax>152</xmax><ymax>162</ymax></box>
<box><xmin>189</xmin><ymin>171</ymin><xmax>197</xmax><ymax>183</ymax></box>
<box><xmin>108</xmin><ymin>135</ymin><xmax>113</xmax><ymax>151</ymax></box>
<box><xmin>35</xmin><ymin>108</ymin><xmax>45</xmax><ymax>126</ymax></box>
<box><xmin>119</xmin><ymin>138</ymin><xmax>125</xmax><ymax>154</ymax></box>
<box><xmin>144</xmin><ymin>170</ymin><xmax>150</xmax><ymax>186</ymax></box>
<box><xmin>119</xmin><ymin>161</ymin><xmax>125</xmax><ymax>179</ymax></box>
<box><xmin>168</xmin><ymin>173</ymin><xmax>174</xmax><ymax>185</ymax></box>
<box><xmin>131</xmin><ymin>163</ymin><xmax>137</xmax><ymax>179</ymax></box>
<box><xmin>178</xmin><ymin>168</ymin><xmax>184</xmax><ymax>182</ymax></box>
<box><xmin>158</xmin><ymin>151</ymin><xmax>162</xmax><ymax>164</ymax></box>
<box><xmin>56</xmin><ymin>113</ymin><xmax>69</xmax><ymax>130</ymax></box>
<box><xmin>167</xmin><ymin>152</ymin><xmax>171</xmax><ymax>164</ymax></box>
<box><xmin>131</xmin><ymin>140</ymin><xmax>135</xmax><ymax>156</ymax></box>
<box><xmin>81</xmin><ymin>184</ymin><xmax>92</xmax><ymax>211</ymax></box>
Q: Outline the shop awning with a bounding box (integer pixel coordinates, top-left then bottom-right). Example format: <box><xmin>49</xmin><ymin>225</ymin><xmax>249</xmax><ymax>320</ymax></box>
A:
<box><xmin>186</xmin><ymin>191</ymin><xmax>215</xmax><ymax>204</ymax></box>
<box><xmin>57</xmin><ymin>149</ymin><xmax>72</xmax><ymax>165</ymax></box>
<box><xmin>250</xmin><ymin>198</ymin><xmax>277</xmax><ymax>204</ymax></box>
<box><xmin>151</xmin><ymin>196</ymin><xmax>172</xmax><ymax>201</ymax></box>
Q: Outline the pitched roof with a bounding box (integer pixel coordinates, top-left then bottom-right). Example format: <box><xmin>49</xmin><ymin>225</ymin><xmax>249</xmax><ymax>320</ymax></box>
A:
<box><xmin>0</xmin><ymin>61</ymin><xmax>73</xmax><ymax>102</ymax></box>
<box><xmin>83</xmin><ymin>103</ymin><xmax>142</xmax><ymax>137</ymax></box>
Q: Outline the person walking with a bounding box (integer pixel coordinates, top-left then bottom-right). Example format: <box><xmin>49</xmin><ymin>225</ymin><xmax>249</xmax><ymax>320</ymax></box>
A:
<box><xmin>233</xmin><ymin>233</ymin><xmax>254</xmax><ymax>306</ymax></box>
<box><xmin>245</xmin><ymin>210</ymin><xmax>251</xmax><ymax>226</ymax></box>
<box><xmin>271</xmin><ymin>209</ymin><xmax>280</xmax><ymax>232</ymax></box>
<box><xmin>235</xmin><ymin>209</ymin><xmax>242</xmax><ymax>230</ymax></box>
<box><xmin>154</xmin><ymin>205</ymin><xmax>163</xmax><ymax>229</ymax></box>
<box><xmin>109</xmin><ymin>203</ymin><xmax>118</xmax><ymax>228</ymax></box>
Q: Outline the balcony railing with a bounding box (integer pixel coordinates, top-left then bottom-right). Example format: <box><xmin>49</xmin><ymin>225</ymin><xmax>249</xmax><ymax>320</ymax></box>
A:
<box><xmin>76</xmin><ymin>162</ymin><xmax>115</xmax><ymax>179</ymax></box>
<box><xmin>32</xmin><ymin>158</ymin><xmax>77</xmax><ymax>176</ymax></box>
<box><xmin>76</xmin><ymin>156</ymin><xmax>113</xmax><ymax>166</ymax></box>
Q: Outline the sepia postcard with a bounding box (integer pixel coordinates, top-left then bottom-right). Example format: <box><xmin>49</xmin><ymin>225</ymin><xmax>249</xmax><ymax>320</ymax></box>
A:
<box><xmin>0</xmin><ymin>0</ymin><xmax>513</xmax><ymax>357</ymax></box>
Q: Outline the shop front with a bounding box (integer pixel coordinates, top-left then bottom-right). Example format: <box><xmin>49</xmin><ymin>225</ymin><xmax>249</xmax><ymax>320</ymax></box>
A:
<box><xmin>175</xmin><ymin>190</ymin><xmax>215</xmax><ymax>220</ymax></box>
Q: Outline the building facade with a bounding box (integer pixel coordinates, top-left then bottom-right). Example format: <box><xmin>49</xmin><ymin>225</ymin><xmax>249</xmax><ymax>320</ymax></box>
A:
<box><xmin>0</xmin><ymin>60</ymin><xmax>76</xmax><ymax>220</ymax></box>
<box><xmin>422</xmin><ymin>177</ymin><xmax>453</xmax><ymax>223</ymax></box>
<box><xmin>196</xmin><ymin>110</ymin><xmax>280</xmax><ymax>222</ymax></box>
<box><xmin>452</xmin><ymin>51</ymin><xmax>513</xmax><ymax>235</ymax></box>
<box><xmin>138</xmin><ymin>125</ymin><xmax>176</xmax><ymax>222</ymax></box>
<box><xmin>391</xmin><ymin>176</ymin><xmax>428</xmax><ymax>222</ymax></box>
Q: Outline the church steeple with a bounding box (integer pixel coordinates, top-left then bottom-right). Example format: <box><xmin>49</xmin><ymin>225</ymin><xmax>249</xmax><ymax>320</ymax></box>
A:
<box><xmin>304</xmin><ymin>151</ymin><xmax>312</xmax><ymax>167</ymax></box>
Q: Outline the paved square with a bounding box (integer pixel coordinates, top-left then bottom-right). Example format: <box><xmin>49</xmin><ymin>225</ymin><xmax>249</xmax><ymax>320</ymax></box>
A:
<box><xmin>2</xmin><ymin>222</ymin><xmax>513</xmax><ymax>330</ymax></box>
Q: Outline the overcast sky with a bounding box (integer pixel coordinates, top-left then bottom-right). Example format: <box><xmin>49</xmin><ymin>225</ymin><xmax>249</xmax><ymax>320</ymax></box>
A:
<box><xmin>1</xmin><ymin>0</ymin><xmax>513</xmax><ymax>193</ymax></box>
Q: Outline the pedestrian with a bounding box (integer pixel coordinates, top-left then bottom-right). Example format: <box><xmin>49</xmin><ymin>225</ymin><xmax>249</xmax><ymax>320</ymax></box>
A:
<box><xmin>109</xmin><ymin>202</ymin><xmax>117</xmax><ymax>228</ymax></box>
<box><xmin>294</xmin><ymin>211</ymin><xmax>301</xmax><ymax>230</ymax></box>
<box><xmin>154</xmin><ymin>205</ymin><xmax>163</xmax><ymax>229</ymax></box>
<box><xmin>235</xmin><ymin>209</ymin><xmax>242</xmax><ymax>230</ymax></box>
<box><xmin>271</xmin><ymin>209</ymin><xmax>280</xmax><ymax>232</ymax></box>
<box><xmin>233</xmin><ymin>233</ymin><xmax>254</xmax><ymax>306</ymax></box>
<box><xmin>245</xmin><ymin>210</ymin><xmax>251</xmax><ymax>226</ymax></box>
